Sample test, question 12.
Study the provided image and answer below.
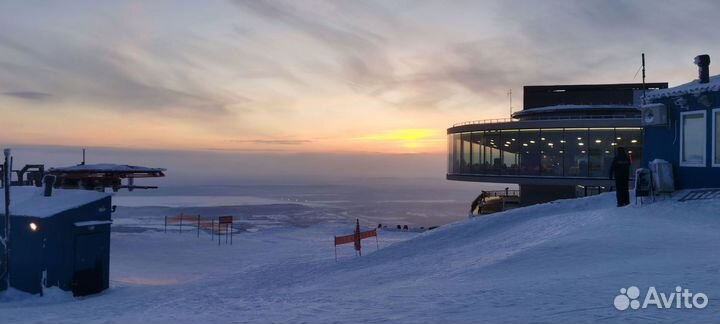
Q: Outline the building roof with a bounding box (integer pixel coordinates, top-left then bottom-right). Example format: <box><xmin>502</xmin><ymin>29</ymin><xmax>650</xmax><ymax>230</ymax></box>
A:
<box><xmin>646</xmin><ymin>75</ymin><xmax>720</xmax><ymax>100</ymax></box>
<box><xmin>511</xmin><ymin>104</ymin><xmax>637</xmax><ymax>118</ymax></box>
<box><xmin>48</xmin><ymin>164</ymin><xmax>166</xmax><ymax>173</ymax></box>
<box><xmin>0</xmin><ymin>187</ymin><xmax>110</xmax><ymax>218</ymax></box>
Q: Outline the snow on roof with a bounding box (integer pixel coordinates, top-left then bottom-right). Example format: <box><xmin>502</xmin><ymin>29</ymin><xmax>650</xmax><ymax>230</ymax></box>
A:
<box><xmin>0</xmin><ymin>187</ymin><xmax>110</xmax><ymax>218</ymax></box>
<box><xmin>49</xmin><ymin>164</ymin><xmax>166</xmax><ymax>173</ymax></box>
<box><xmin>512</xmin><ymin>104</ymin><xmax>637</xmax><ymax>117</ymax></box>
<box><xmin>646</xmin><ymin>74</ymin><xmax>720</xmax><ymax>100</ymax></box>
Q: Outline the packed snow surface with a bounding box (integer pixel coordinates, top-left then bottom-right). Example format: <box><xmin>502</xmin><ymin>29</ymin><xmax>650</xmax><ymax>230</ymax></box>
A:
<box><xmin>2</xmin><ymin>192</ymin><xmax>720</xmax><ymax>323</ymax></box>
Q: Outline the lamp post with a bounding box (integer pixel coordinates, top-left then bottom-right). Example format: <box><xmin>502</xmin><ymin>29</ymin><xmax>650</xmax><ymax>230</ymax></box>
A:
<box><xmin>2</xmin><ymin>148</ymin><xmax>10</xmax><ymax>289</ymax></box>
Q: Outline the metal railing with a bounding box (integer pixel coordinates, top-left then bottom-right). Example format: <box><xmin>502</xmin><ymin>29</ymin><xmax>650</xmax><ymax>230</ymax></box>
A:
<box><xmin>452</xmin><ymin>115</ymin><xmax>639</xmax><ymax>127</ymax></box>
<box><xmin>483</xmin><ymin>189</ymin><xmax>520</xmax><ymax>197</ymax></box>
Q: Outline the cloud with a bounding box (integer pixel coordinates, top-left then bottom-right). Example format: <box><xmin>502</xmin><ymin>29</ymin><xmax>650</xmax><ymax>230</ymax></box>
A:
<box><xmin>0</xmin><ymin>27</ymin><xmax>231</xmax><ymax>119</ymax></box>
<box><xmin>2</xmin><ymin>91</ymin><xmax>52</xmax><ymax>101</ymax></box>
<box><xmin>231</xmin><ymin>0</ymin><xmax>396</xmax><ymax>93</ymax></box>
<box><xmin>232</xmin><ymin>139</ymin><xmax>312</xmax><ymax>145</ymax></box>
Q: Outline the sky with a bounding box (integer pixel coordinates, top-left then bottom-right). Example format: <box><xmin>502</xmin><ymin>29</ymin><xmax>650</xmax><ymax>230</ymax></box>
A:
<box><xmin>2</xmin><ymin>0</ymin><xmax>720</xmax><ymax>157</ymax></box>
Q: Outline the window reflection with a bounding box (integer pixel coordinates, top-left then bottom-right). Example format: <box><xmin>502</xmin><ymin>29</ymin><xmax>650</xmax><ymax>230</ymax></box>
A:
<box><xmin>540</xmin><ymin>129</ymin><xmax>564</xmax><ymax>176</ymax></box>
<box><xmin>461</xmin><ymin>132</ymin><xmax>472</xmax><ymax>173</ymax></box>
<box><xmin>502</xmin><ymin>130</ymin><xmax>519</xmax><ymax>174</ymax></box>
<box><xmin>517</xmin><ymin>129</ymin><xmax>540</xmax><ymax>175</ymax></box>
<box><xmin>485</xmin><ymin>130</ymin><xmax>502</xmax><ymax>174</ymax></box>
<box><xmin>471</xmin><ymin>132</ymin><xmax>483</xmax><ymax>172</ymax></box>
<box><xmin>588</xmin><ymin>128</ymin><xmax>616</xmax><ymax>177</ymax></box>
<box><xmin>615</xmin><ymin>128</ymin><xmax>643</xmax><ymax>174</ymax></box>
<box><xmin>563</xmin><ymin>128</ymin><xmax>588</xmax><ymax>177</ymax></box>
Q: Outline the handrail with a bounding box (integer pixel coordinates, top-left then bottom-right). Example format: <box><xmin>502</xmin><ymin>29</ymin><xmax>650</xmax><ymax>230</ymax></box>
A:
<box><xmin>452</xmin><ymin>115</ymin><xmax>639</xmax><ymax>127</ymax></box>
<box><xmin>453</xmin><ymin>118</ymin><xmax>517</xmax><ymax>127</ymax></box>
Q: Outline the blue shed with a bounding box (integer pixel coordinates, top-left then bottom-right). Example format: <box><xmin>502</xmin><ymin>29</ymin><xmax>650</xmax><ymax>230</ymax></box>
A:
<box><xmin>643</xmin><ymin>57</ymin><xmax>720</xmax><ymax>189</ymax></box>
<box><xmin>0</xmin><ymin>186</ymin><xmax>112</xmax><ymax>296</ymax></box>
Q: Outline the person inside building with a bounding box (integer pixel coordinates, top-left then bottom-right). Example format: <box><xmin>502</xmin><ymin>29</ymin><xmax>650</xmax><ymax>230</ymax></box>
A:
<box><xmin>609</xmin><ymin>147</ymin><xmax>631</xmax><ymax>207</ymax></box>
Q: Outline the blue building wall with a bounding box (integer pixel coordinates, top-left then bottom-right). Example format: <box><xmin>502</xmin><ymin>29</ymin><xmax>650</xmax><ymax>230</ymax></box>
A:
<box><xmin>644</xmin><ymin>91</ymin><xmax>720</xmax><ymax>189</ymax></box>
<box><xmin>7</xmin><ymin>196</ymin><xmax>111</xmax><ymax>295</ymax></box>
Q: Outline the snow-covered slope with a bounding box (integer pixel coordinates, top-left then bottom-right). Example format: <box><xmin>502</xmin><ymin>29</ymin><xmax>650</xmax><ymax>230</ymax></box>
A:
<box><xmin>2</xmin><ymin>193</ymin><xmax>720</xmax><ymax>323</ymax></box>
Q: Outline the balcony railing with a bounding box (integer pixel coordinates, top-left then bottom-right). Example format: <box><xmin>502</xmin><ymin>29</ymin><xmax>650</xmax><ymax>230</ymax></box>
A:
<box><xmin>452</xmin><ymin>115</ymin><xmax>639</xmax><ymax>127</ymax></box>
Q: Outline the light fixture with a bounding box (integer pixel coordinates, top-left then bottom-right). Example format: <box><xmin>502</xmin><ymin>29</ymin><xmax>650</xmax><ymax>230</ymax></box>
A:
<box><xmin>523</xmin><ymin>143</ymin><xmax>528</xmax><ymax>147</ymax></box>
<box><xmin>578</xmin><ymin>143</ymin><xmax>584</xmax><ymax>146</ymax></box>
<box><xmin>511</xmin><ymin>138</ymin><xmax>516</xmax><ymax>141</ymax></box>
<box><xmin>616</xmin><ymin>137</ymin><xmax>622</xmax><ymax>140</ymax></box>
<box><xmin>577</xmin><ymin>137</ymin><xmax>582</xmax><ymax>140</ymax></box>
<box><xmin>541</xmin><ymin>137</ymin><xmax>546</xmax><ymax>141</ymax></box>
<box><xmin>548</xmin><ymin>143</ymin><xmax>554</xmax><ymax>146</ymax></box>
<box><xmin>529</xmin><ymin>140</ymin><xmax>536</xmax><ymax>144</ymax></box>
<box><xmin>628</xmin><ymin>150</ymin><xmax>633</xmax><ymax>154</ymax></box>
<box><xmin>29</xmin><ymin>222</ymin><xmax>38</xmax><ymax>232</ymax></box>
<box><xmin>595</xmin><ymin>139</ymin><xmax>602</xmax><ymax>143</ymax></box>
<box><xmin>611</xmin><ymin>142</ymin><xmax>617</xmax><ymax>146</ymax></box>
<box><xmin>560</xmin><ymin>140</ymin><xmax>566</xmax><ymax>143</ymax></box>
<box><xmin>631</xmin><ymin>139</ymin><xmax>638</xmax><ymax>143</ymax></box>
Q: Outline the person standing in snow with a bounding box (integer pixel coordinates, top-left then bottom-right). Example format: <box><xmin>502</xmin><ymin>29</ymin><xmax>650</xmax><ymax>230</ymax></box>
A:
<box><xmin>609</xmin><ymin>147</ymin><xmax>631</xmax><ymax>207</ymax></box>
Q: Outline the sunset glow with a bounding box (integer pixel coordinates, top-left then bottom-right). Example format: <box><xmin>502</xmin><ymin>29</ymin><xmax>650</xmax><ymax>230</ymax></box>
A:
<box><xmin>1</xmin><ymin>1</ymin><xmax>717</xmax><ymax>155</ymax></box>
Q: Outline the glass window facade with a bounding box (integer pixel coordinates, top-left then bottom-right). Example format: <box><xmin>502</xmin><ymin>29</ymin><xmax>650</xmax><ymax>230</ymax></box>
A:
<box><xmin>615</xmin><ymin>128</ymin><xmax>644</xmax><ymax>171</ymax></box>
<box><xmin>517</xmin><ymin>129</ymin><xmax>540</xmax><ymax>175</ymax></box>
<box><xmin>588</xmin><ymin>128</ymin><xmax>616</xmax><ymax>177</ymax></box>
<box><xmin>461</xmin><ymin>132</ymin><xmax>472</xmax><ymax>173</ymax></box>
<box><xmin>563</xmin><ymin>128</ymin><xmax>588</xmax><ymax>177</ymax></box>
<box><xmin>680</xmin><ymin>112</ymin><xmax>706</xmax><ymax>166</ymax></box>
<box><xmin>471</xmin><ymin>132</ymin><xmax>482</xmax><ymax>172</ymax></box>
<box><xmin>501</xmin><ymin>130</ymin><xmax>519</xmax><ymax>174</ymax></box>
<box><xmin>714</xmin><ymin>109</ymin><xmax>720</xmax><ymax>166</ymax></box>
<box><xmin>448</xmin><ymin>127</ymin><xmax>643</xmax><ymax>178</ymax></box>
<box><xmin>540</xmin><ymin>129</ymin><xmax>564</xmax><ymax>176</ymax></box>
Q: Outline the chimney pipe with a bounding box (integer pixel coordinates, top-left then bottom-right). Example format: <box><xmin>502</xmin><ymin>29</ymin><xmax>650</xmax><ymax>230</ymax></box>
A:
<box><xmin>694</xmin><ymin>54</ymin><xmax>711</xmax><ymax>84</ymax></box>
<box><xmin>43</xmin><ymin>175</ymin><xmax>55</xmax><ymax>197</ymax></box>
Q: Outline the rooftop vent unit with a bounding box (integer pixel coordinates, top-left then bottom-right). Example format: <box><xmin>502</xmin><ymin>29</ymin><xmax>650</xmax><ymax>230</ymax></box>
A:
<box><xmin>640</xmin><ymin>103</ymin><xmax>668</xmax><ymax>127</ymax></box>
<box><xmin>694</xmin><ymin>54</ymin><xmax>710</xmax><ymax>84</ymax></box>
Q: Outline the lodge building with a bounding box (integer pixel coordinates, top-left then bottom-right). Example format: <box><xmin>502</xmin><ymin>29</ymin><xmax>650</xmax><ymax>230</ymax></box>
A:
<box><xmin>447</xmin><ymin>82</ymin><xmax>668</xmax><ymax>205</ymax></box>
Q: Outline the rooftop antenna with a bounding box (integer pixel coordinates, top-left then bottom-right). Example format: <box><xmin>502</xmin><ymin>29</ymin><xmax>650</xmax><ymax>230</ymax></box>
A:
<box><xmin>642</xmin><ymin>53</ymin><xmax>646</xmax><ymax>105</ymax></box>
